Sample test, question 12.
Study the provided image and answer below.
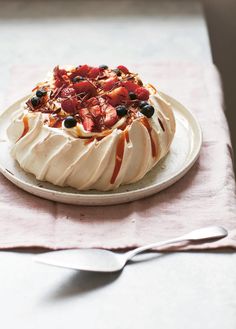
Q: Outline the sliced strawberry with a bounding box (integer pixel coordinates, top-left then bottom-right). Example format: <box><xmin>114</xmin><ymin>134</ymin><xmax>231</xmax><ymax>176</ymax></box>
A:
<box><xmin>79</xmin><ymin>108</ymin><xmax>90</xmax><ymax>117</ymax></box>
<box><xmin>102</xmin><ymin>77</ymin><xmax>119</xmax><ymax>91</ymax></box>
<box><xmin>103</xmin><ymin>105</ymin><xmax>118</xmax><ymax>127</ymax></box>
<box><xmin>136</xmin><ymin>87</ymin><xmax>150</xmax><ymax>101</ymax></box>
<box><xmin>117</xmin><ymin>65</ymin><xmax>129</xmax><ymax>74</ymax></box>
<box><xmin>61</xmin><ymin>98</ymin><xmax>78</xmax><ymax>114</ymax></box>
<box><xmin>75</xmin><ymin>65</ymin><xmax>91</xmax><ymax>77</ymax></box>
<box><xmin>122</xmin><ymin>81</ymin><xmax>139</xmax><ymax>92</ymax></box>
<box><xmin>90</xmin><ymin>105</ymin><xmax>102</xmax><ymax>118</ymax></box>
<box><xmin>74</xmin><ymin>81</ymin><xmax>97</xmax><ymax>98</ymax></box>
<box><xmin>60</xmin><ymin>87</ymin><xmax>76</xmax><ymax>98</ymax></box>
<box><xmin>82</xmin><ymin>117</ymin><xmax>94</xmax><ymax>131</ymax></box>
<box><xmin>84</xmin><ymin>97</ymin><xmax>100</xmax><ymax>108</ymax></box>
<box><xmin>87</xmin><ymin>67</ymin><xmax>100</xmax><ymax>79</ymax></box>
<box><xmin>106</xmin><ymin>87</ymin><xmax>129</xmax><ymax>106</ymax></box>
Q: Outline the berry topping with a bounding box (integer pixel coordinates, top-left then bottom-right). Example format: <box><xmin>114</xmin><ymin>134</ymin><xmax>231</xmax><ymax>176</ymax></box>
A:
<box><xmin>31</xmin><ymin>96</ymin><xmax>40</xmax><ymax>107</ymax></box>
<box><xmin>75</xmin><ymin>65</ymin><xmax>90</xmax><ymax>77</ymax></box>
<box><xmin>140</xmin><ymin>105</ymin><xmax>155</xmax><ymax>118</ymax></box>
<box><xmin>53</xmin><ymin>66</ymin><xmax>70</xmax><ymax>87</ymax></box>
<box><xmin>85</xmin><ymin>97</ymin><xmax>100</xmax><ymax>107</ymax></box>
<box><xmin>60</xmin><ymin>87</ymin><xmax>76</xmax><ymax>98</ymax></box>
<box><xmin>117</xmin><ymin>65</ymin><xmax>129</xmax><ymax>74</ymax></box>
<box><xmin>90</xmin><ymin>105</ymin><xmax>102</xmax><ymax>118</ymax></box>
<box><xmin>64</xmin><ymin>116</ymin><xmax>77</xmax><ymax>128</ymax></box>
<box><xmin>122</xmin><ymin>81</ymin><xmax>139</xmax><ymax>92</ymax></box>
<box><xmin>116</xmin><ymin>105</ymin><xmax>127</xmax><ymax>117</ymax></box>
<box><xmin>136</xmin><ymin>87</ymin><xmax>150</xmax><ymax>101</ymax></box>
<box><xmin>103</xmin><ymin>105</ymin><xmax>118</xmax><ymax>127</ymax></box>
<box><xmin>99</xmin><ymin>64</ymin><xmax>108</xmax><ymax>70</ymax></box>
<box><xmin>26</xmin><ymin>64</ymin><xmax>155</xmax><ymax>134</ymax></box>
<box><xmin>102</xmin><ymin>77</ymin><xmax>119</xmax><ymax>91</ymax></box>
<box><xmin>87</xmin><ymin>67</ymin><xmax>100</xmax><ymax>79</ymax></box>
<box><xmin>53</xmin><ymin>66</ymin><xmax>67</xmax><ymax>78</ymax></box>
<box><xmin>54</xmin><ymin>79</ymin><xmax>64</xmax><ymax>88</ymax></box>
<box><xmin>78</xmin><ymin>107</ymin><xmax>89</xmax><ymax>118</ymax></box>
<box><xmin>113</xmin><ymin>68</ymin><xmax>121</xmax><ymax>76</ymax></box>
<box><xmin>36</xmin><ymin>89</ymin><xmax>47</xmax><ymax>98</ymax></box>
<box><xmin>139</xmin><ymin>101</ymin><xmax>149</xmax><ymax>108</ymax></box>
<box><xmin>129</xmin><ymin>92</ymin><xmax>137</xmax><ymax>100</ymax></box>
<box><xmin>74</xmin><ymin>81</ymin><xmax>97</xmax><ymax>98</ymax></box>
<box><xmin>72</xmin><ymin>76</ymin><xmax>85</xmax><ymax>83</ymax></box>
<box><xmin>82</xmin><ymin>117</ymin><xmax>95</xmax><ymax>132</ymax></box>
<box><xmin>61</xmin><ymin>98</ymin><xmax>78</xmax><ymax>114</ymax></box>
<box><xmin>106</xmin><ymin>87</ymin><xmax>129</xmax><ymax>106</ymax></box>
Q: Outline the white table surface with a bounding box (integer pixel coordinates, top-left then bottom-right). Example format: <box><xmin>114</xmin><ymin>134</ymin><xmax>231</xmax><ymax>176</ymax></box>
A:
<box><xmin>0</xmin><ymin>1</ymin><xmax>235</xmax><ymax>329</ymax></box>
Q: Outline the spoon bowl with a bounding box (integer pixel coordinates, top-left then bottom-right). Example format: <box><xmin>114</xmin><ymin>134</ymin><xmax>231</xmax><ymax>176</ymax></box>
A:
<box><xmin>36</xmin><ymin>248</ymin><xmax>126</xmax><ymax>272</ymax></box>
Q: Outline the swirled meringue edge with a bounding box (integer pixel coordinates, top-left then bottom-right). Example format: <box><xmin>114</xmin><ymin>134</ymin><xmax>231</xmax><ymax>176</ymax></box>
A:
<box><xmin>7</xmin><ymin>93</ymin><xmax>175</xmax><ymax>191</ymax></box>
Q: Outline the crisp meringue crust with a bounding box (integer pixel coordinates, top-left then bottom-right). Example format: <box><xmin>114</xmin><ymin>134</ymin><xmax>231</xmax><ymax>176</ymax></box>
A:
<box><xmin>7</xmin><ymin>93</ymin><xmax>175</xmax><ymax>191</ymax></box>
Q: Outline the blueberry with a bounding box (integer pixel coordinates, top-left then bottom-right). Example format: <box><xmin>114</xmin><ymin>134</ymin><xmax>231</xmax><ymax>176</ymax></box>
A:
<box><xmin>64</xmin><ymin>116</ymin><xmax>77</xmax><ymax>128</ymax></box>
<box><xmin>139</xmin><ymin>101</ymin><xmax>149</xmax><ymax>108</ymax></box>
<box><xmin>31</xmin><ymin>96</ymin><xmax>40</xmax><ymax>107</ymax></box>
<box><xmin>116</xmin><ymin>105</ymin><xmax>127</xmax><ymax>117</ymax></box>
<box><xmin>113</xmin><ymin>68</ymin><xmax>121</xmax><ymax>76</ymax></box>
<box><xmin>72</xmin><ymin>76</ymin><xmax>85</xmax><ymax>83</ymax></box>
<box><xmin>99</xmin><ymin>64</ymin><xmax>108</xmax><ymax>70</ymax></box>
<box><xmin>36</xmin><ymin>89</ymin><xmax>47</xmax><ymax>97</ymax></box>
<box><xmin>129</xmin><ymin>92</ymin><xmax>137</xmax><ymax>100</ymax></box>
<box><xmin>140</xmin><ymin>105</ymin><xmax>155</xmax><ymax>118</ymax></box>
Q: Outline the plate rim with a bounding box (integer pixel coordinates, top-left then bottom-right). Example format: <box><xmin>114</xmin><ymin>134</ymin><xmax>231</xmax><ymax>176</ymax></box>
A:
<box><xmin>0</xmin><ymin>91</ymin><xmax>202</xmax><ymax>205</ymax></box>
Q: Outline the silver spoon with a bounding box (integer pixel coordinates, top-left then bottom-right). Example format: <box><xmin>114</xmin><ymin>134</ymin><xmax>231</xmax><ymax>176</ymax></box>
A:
<box><xmin>35</xmin><ymin>226</ymin><xmax>227</xmax><ymax>272</ymax></box>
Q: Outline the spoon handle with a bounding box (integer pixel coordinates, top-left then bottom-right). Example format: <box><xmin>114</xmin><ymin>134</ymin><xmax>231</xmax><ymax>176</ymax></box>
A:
<box><xmin>125</xmin><ymin>236</ymin><xmax>185</xmax><ymax>260</ymax></box>
<box><xmin>125</xmin><ymin>226</ymin><xmax>227</xmax><ymax>261</ymax></box>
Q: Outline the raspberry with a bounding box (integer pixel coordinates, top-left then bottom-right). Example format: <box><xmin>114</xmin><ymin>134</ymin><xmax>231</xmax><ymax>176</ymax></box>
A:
<box><xmin>117</xmin><ymin>65</ymin><xmax>129</xmax><ymax>74</ymax></box>
<box><xmin>122</xmin><ymin>81</ymin><xmax>139</xmax><ymax>92</ymax></box>
<box><xmin>103</xmin><ymin>77</ymin><xmax>119</xmax><ymax>91</ymax></box>
<box><xmin>136</xmin><ymin>87</ymin><xmax>150</xmax><ymax>101</ymax></box>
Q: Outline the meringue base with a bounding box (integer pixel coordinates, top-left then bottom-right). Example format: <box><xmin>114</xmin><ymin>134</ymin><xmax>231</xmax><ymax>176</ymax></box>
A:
<box><xmin>7</xmin><ymin>93</ymin><xmax>176</xmax><ymax>191</ymax></box>
<box><xmin>0</xmin><ymin>91</ymin><xmax>202</xmax><ymax>205</ymax></box>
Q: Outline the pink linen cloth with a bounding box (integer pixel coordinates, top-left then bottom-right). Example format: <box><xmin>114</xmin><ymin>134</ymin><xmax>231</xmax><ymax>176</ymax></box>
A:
<box><xmin>0</xmin><ymin>62</ymin><xmax>236</xmax><ymax>251</ymax></box>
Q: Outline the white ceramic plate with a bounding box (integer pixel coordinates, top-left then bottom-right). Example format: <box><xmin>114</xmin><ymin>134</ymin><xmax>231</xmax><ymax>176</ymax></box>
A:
<box><xmin>0</xmin><ymin>92</ymin><xmax>202</xmax><ymax>206</ymax></box>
